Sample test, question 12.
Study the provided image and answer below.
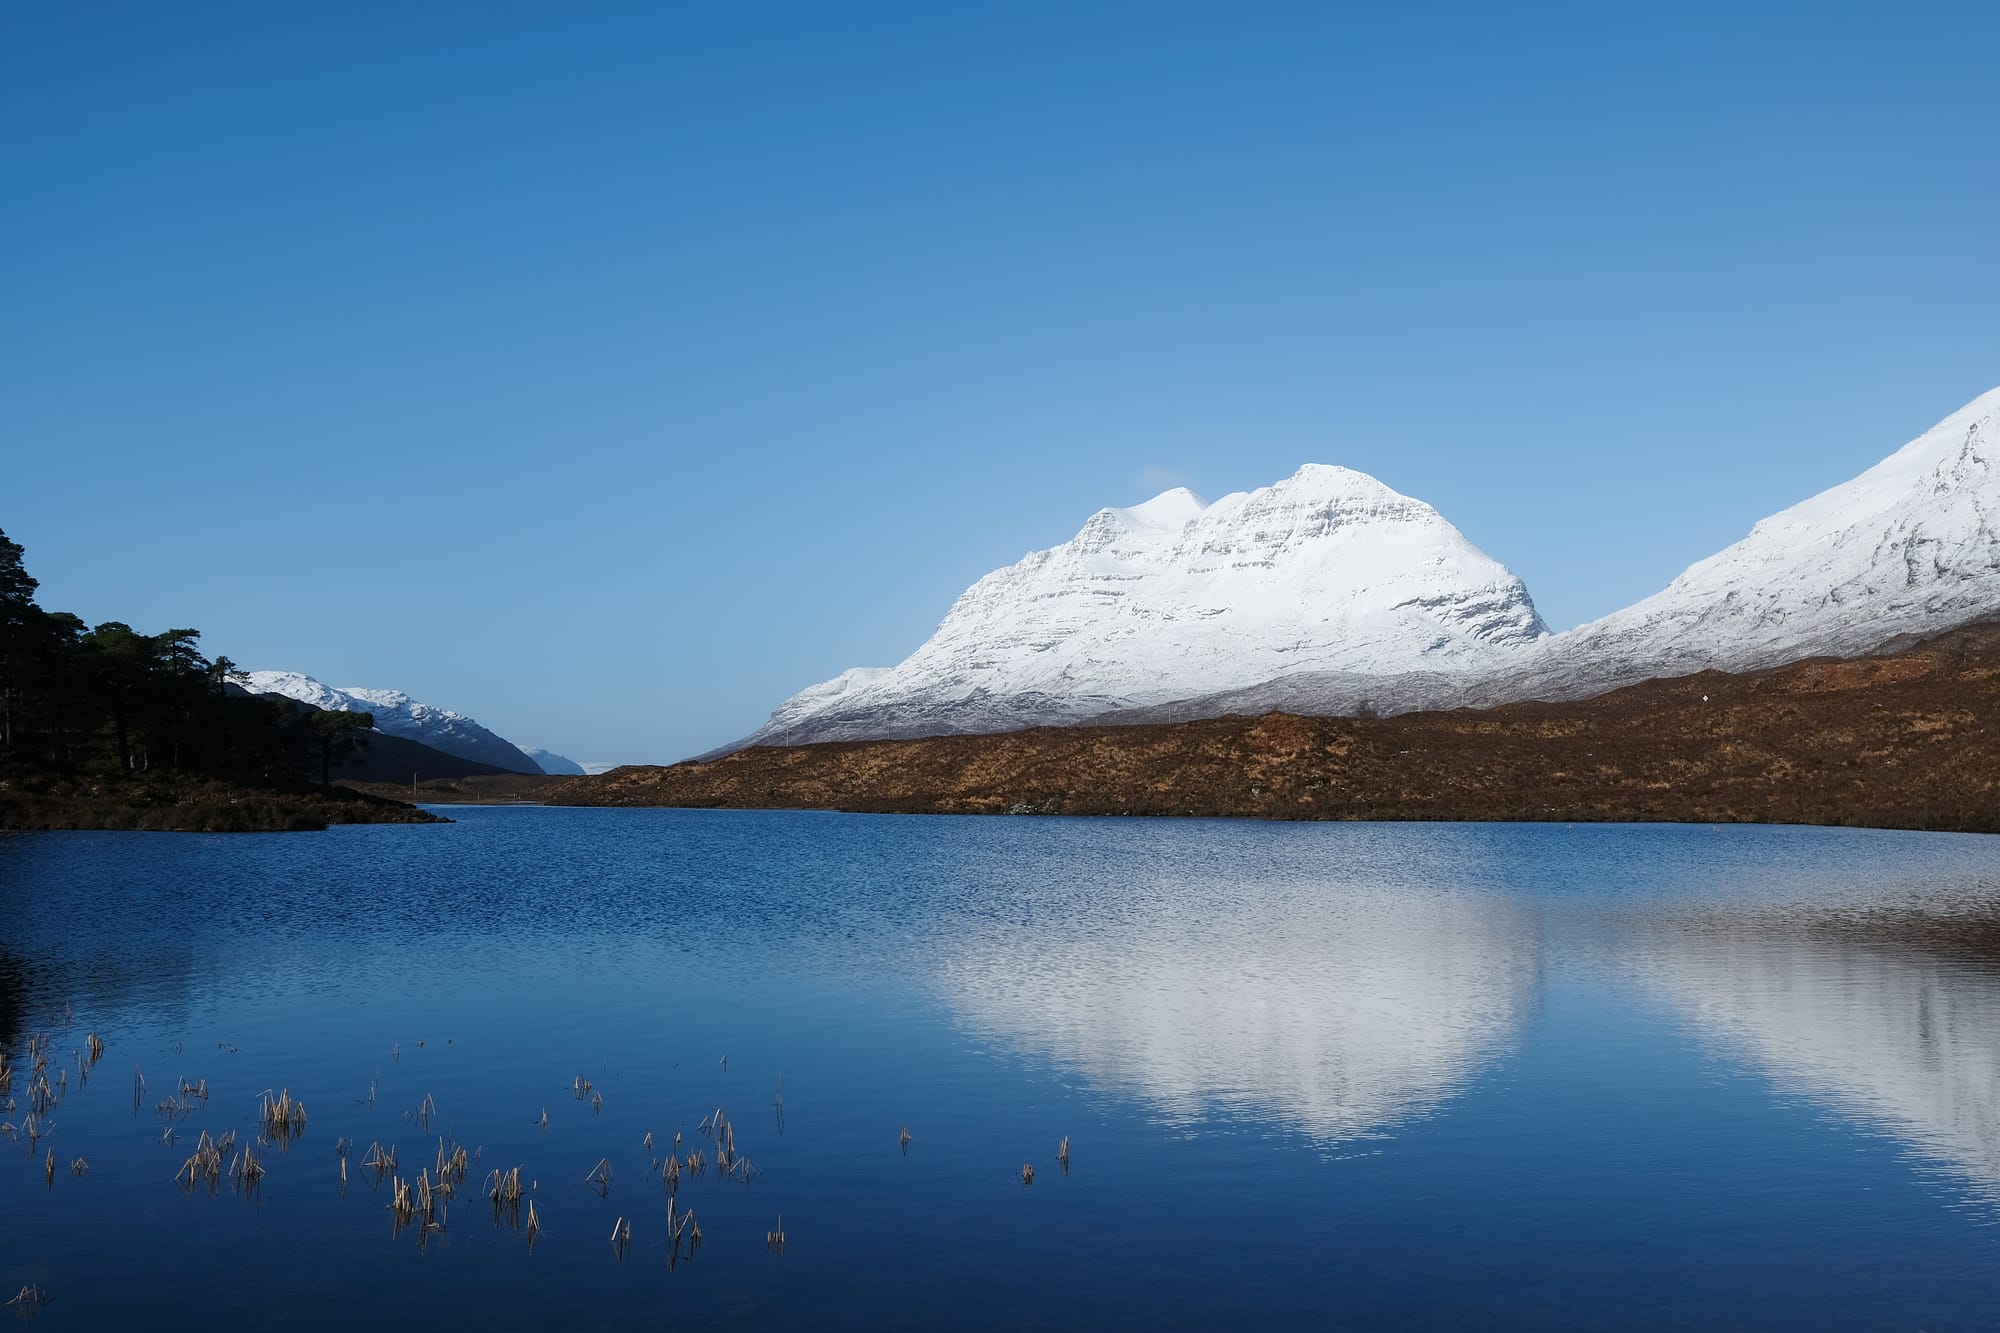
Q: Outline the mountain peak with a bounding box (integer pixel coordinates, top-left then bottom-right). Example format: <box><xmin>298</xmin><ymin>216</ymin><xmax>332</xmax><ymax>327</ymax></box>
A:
<box><xmin>734</xmin><ymin>462</ymin><xmax>1545</xmax><ymax>749</ymax></box>
<box><xmin>1119</xmin><ymin>486</ymin><xmax>1206</xmax><ymax>527</ymax></box>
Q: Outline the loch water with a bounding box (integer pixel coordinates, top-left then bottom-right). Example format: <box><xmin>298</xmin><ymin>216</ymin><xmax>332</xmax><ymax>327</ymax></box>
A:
<box><xmin>5</xmin><ymin>809</ymin><xmax>2000</xmax><ymax>1329</ymax></box>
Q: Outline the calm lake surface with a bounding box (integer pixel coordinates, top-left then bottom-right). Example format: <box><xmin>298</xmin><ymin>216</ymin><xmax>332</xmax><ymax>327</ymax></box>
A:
<box><xmin>6</xmin><ymin>809</ymin><xmax>2000</xmax><ymax>1328</ymax></box>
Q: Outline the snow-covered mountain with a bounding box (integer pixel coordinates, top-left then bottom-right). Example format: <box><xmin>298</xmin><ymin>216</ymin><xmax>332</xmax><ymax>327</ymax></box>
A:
<box><xmin>1515</xmin><ymin>384</ymin><xmax>2000</xmax><ymax>697</ymax></box>
<box><xmin>241</xmin><ymin>671</ymin><xmax>543</xmax><ymax>774</ymax></box>
<box><xmin>524</xmin><ymin>747</ymin><xmax>586</xmax><ymax>776</ymax></box>
<box><xmin>735</xmin><ymin>386</ymin><xmax>2000</xmax><ymax>750</ymax></box>
<box><xmin>737</xmin><ymin>463</ymin><xmax>1547</xmax><ymax>749</ymax></box>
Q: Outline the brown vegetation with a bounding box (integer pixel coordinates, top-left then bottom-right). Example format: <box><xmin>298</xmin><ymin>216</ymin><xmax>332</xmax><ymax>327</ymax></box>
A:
<box><xmin>540</xmin><ymin>623</ymin><xmax>2000</xmax><ymax>834</ymax></box>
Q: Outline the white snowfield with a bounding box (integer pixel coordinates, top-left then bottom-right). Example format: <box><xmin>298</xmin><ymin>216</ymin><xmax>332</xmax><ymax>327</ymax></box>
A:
<box><xmin>239</xmin><ymin>670</ymin><xmax>543</xmax><ymax>774</ymax></box>
<box><xmin>740</xmin><ymin>385</ymin><xmax>2000</xmax><ymax>750</ymax></box>
<box><xmin>740</xmin><ymin>464</ymin><xmax>1547</xmax><ymax>748</ymax></box>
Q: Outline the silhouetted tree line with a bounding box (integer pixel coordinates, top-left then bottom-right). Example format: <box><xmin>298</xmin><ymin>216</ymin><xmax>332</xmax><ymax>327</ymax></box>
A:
<box><xmin>0</xmin><ymin>528</ymin><xmax>372</xmax><ymax>787</ymax></box>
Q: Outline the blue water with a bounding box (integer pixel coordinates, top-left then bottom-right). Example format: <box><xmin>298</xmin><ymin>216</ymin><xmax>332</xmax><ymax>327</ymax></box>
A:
<box><xmin>5</xmin><ymin>810</ymin><xmax>2000</xmax><ymax>1328</ymax></box>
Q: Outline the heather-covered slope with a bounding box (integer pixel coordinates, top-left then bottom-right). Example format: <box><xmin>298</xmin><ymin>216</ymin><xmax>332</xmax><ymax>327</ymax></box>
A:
<box><xmin>555</xmin><ymin>621</ymin><xmax>2000</xmax><ymax>833</ymax></box>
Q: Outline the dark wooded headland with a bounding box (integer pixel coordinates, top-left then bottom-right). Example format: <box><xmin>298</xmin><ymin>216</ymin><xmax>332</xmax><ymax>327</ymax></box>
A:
<box><xmin>531</xmin><ymin>623</ymin><xmax>2000</xmax><ymax>834</ymax></box>
<box><xmin>0</xmin><ymin>529</ymin><xmax>435</xmax><ymax>831</ymax></box>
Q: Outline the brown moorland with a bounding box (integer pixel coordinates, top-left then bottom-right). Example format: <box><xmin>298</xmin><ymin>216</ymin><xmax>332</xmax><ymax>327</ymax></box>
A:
<box><xmin>536</xmin><ymin>621</ymin><xmax>2000</xmax><ymax>833</ymax></box>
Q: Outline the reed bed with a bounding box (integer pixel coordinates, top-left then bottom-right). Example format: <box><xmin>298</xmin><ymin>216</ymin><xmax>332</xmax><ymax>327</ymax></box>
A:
<box><xmin>175</xmin><ymin>1130</ymin><xmax>236</xmax><ymax>1193</ymax></box>
<box><xmin>257</xmin><ymin>1088</ymin><xmax>308</xmax><ymax>1145</ymax></box>
<box><xmin>231</xmin><ymin>1141</ymin><xmax>266</xmax><ymax>1192</ymax></box>
<box><xmin>485</xmin><ymin>1165</ymin><xmax>524</xmax><ymax>1207</ymax></box>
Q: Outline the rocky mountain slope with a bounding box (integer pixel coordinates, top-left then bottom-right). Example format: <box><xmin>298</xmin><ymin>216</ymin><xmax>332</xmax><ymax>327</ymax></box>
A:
<box><xmin>241</xmin><ymin>671</ymin><xmax>543</xmax><ymax>774</ymax></box>
<box><xmin>739</xmin><ymin>464</ymin><xmax>1546</xmax><ymax>749</ymax></box>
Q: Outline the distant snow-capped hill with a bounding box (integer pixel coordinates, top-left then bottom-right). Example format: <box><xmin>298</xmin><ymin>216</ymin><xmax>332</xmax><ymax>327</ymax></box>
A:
<box><xmin>241</xmin><ymin>671</ymin><xmax>542</xmax><ymax>774</ymax></box>
<box><xmin>735</xmin><ymin>463</ymin><xmax>1547</xmax><ymax>749</ymax></box>
<box><xmin>524</xmin><ymin>748</ymin><xmax>586</xmax><ymax>776</ymax></box>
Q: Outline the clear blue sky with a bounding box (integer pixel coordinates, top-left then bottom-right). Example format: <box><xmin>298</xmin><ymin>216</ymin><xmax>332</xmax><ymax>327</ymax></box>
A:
<box><xmin>5</xmin><ymin>2</ymin><xmax>1997</xmax><ymax>764</ymax></box>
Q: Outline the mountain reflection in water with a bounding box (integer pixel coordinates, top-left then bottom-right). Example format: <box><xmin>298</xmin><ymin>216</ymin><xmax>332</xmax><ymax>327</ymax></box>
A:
<box><xmin>935</xmin><ymin>884</ymin><xmax>1541</xmax><ymax>1143</ymax></box>
<box><xmin>1634</xmin><ymin>902</ymin><xmax>2000</xmax><ymax>1205</ymax></box>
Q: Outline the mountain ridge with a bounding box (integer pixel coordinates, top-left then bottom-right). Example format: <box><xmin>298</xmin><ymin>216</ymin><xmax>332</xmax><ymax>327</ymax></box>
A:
<box><xmin>727</xmin><ymin>385</ymin><xmax>2000</xmax><ymax>752</ymax></box>
<box><xmin>241</xmin><ymin>670</ymin><xmax>544</xmax><ymax>774</ymax></box>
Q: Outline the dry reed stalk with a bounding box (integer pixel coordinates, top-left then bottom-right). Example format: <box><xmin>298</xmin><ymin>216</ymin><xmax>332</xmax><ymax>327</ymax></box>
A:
<box><xmin>85</xmin><ymin>1033</ymin><xmax>104</xmax><ymax>1064</ymax></box>
<box><xmin>69</xmin><ymin>1156</ymin><xmax>87</xmax><ymax>1176</ymax></box>
<box><xmin>525</xmin><ymin>1198</ymin><xmax>542</xmax><ymax>1245</ymax></box>
<box><xmin>176</xmin><ymin>1131</ymin><xmax>228</xmax><ymax>1188</ymax></box>
<box><xmin>257</xmin><ymin>1088</ymin><xmax>308</xmax><ymax>1145</ymax></box>
<box><xmin>766</xmin><ymin>1215</ymin><xmax>785</xmax><ymax>1249</ymax></box>
<box><xmin>485</xmin><ymin>1165</ymin><xmax>524</xmax><ymax>1206</ymax></box>
<box><xmin>1021</xmin><ymin>1163</ymin><xmax>1034</xmax><ymax>1184</ymax></box>
<box><xmin>45</xmin><ymin>1149</ymin><xmax>55</xmax><ymax>1186</ymax></box>
<box><xmin>232</xmin><ymin>1142</ymin><xmax>266</xmax><ymax>1191</ymax></box>
<box><xmin>362</xmin><ymin>1140</ymin><xmax>398</xmax><ymax>1178</ymax></box>
<box><xmin>642</xmin><ymin>1131</ymin><xmax>654</xmax><ymax>1154</ymax></box>
<box><xmin>900</xmin><ymin>1125</ymin><xmax>913</xmax><ymax>1152</ymax></box>
<box><xmin>667</xmin><ymin>1194</ymin><xmax>701</xmax><ymax>1256</ymax></box>
<box><xmin>585</xmin><ymin>1157</ymin><xmax>613</xmax><ymax>1194</ymax></box>
<box><xmin>1057</xmin><ymin>1136</ymin><xmax>1070</xmax><ymax>1168</ymax></box>
<box><xmin>5</xmin><ymin>1285</ymin><xmax>50</xmax><ymax>1312</ymax></box>
<box><xmin>609</xmin><ymin>1216</ymin><xmax>631</xmax><ymax>1257</ymax></box>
